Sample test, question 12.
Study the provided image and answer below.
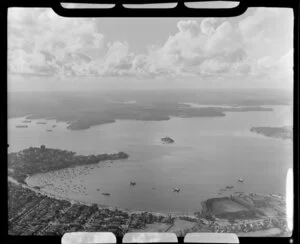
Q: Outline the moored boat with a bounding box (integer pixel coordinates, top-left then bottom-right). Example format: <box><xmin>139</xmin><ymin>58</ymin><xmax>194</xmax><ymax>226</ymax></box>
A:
<box><xmin>130</xmin><ymin>181</ymin><xmax>136</xmax><ymax>186</ymax></box>
<box><xmin>16</xmin><ymin>125</ymin><xmax>28</xmax><ymax>128</ymax></box>
<box><xmin>173</xmin><ymin>187</ymin><xmax>180</xmax><ymax>192</ymax></box>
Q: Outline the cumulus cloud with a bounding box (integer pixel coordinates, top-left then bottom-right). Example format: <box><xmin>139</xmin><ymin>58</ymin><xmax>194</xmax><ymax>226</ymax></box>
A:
<box><xmin>8</xmin><ymin>8</ymin><xmax>104</xmax><ymax>76</ymax></box>
<box><xmin>8</xmin><ymin>7</ymin><xmax>293</xmax><ymax>83</ymax></box>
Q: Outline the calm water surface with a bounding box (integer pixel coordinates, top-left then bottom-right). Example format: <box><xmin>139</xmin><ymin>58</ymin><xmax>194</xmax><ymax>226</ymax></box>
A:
<box><xmin>8</xmin><ymin>105</ymin><xmax>293</xmax><ymax>213</ymax></box>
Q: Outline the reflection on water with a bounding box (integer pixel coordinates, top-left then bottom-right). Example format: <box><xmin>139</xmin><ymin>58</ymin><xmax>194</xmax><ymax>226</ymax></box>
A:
<box><xmin>9</xmin><ymin>106</ymin><xmax>293</xmax><ymax>213</ymax></box>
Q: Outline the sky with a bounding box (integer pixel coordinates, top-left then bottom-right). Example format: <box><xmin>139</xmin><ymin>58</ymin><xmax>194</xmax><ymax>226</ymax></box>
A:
<box><xmin>7</xmin><ymin>7</ymin><xmax>293</xmax><ymax>91</ymax></box>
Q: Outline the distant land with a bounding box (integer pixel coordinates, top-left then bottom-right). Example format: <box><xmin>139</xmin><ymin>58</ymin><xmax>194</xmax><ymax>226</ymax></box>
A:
<box><xmin>7</xmin><ymin>89</ymin><xmax>290</xmax><ymax>130</ymax></box>
<box><xmin>250</xmin><ymin>126</ymin><xmax>293</xmax><ymax>140</ymax></box>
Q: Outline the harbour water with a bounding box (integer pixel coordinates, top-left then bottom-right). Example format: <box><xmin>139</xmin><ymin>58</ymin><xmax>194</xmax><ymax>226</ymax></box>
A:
<box><xmin>8</xmin><ymin>105</ymin><xmax>293</xmax><ymax>213</ymax></box>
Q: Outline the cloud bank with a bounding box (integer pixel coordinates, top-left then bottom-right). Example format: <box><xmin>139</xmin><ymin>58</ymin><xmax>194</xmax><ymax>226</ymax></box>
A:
<box><xmin>8</xmin><ymin>8</ymin><xmax>293</xmax><ymax>83</ymax></box>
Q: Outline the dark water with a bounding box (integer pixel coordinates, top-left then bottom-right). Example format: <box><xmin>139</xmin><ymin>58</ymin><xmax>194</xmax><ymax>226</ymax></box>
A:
<box><xmin>9</xmin><ymin>105</ymin><xmax>293</xmax><ymax>213</ymax></box>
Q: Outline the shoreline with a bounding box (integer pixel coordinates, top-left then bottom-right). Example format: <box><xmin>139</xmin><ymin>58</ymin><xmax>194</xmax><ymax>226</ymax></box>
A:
<box><xmin>8</xmin><ymin>176</ymin><xmax>291</xmax><ymax>237</ymax></box>
<box><xmin>8</xmin><ymin>145</ymin><xmax>288</xmax><ymax>218</ymax></box>
<box><xmin>9</xmin><ymin>176</ymin><xmax>193</xmax><ymax>218</ymax></box>
<box><xmin>8</xmin><ymin>104</ymin><xmax>280</xmax><ymax>131</ymax></box>
<box><xmin>26</xmin><ymin>182</ymin><xmax>196</xmax><ymax>217</ymax></box>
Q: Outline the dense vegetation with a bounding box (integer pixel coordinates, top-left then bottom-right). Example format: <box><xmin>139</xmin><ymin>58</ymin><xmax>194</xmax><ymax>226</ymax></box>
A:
<box><xmin>8</xmin><ymin>89</ymin><xmax>288</xmax><ymax>130</ymax></box>
<box><xmin>8</xmin><ymin>146</ymin><xmax>129</xmax><ymax>183</ymax></box>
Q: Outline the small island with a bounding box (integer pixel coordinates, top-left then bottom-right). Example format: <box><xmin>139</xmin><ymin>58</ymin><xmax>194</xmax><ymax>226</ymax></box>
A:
<box><xmin>161</xmin><ymin>136</ymin><xmax>175</xmax><ymax>144</ymax></box>
<box><xmin>250</xmin><ymin>126</ymin><xmax>293</xmax><ymax>140</ymax></box>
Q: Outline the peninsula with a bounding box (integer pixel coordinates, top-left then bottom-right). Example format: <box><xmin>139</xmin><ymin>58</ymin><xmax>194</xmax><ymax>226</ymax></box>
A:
<box><xmin>250</xmin><ymin>126</ymin><xmax>293</xmax><ymax>140</ymax></box>
<box><xmin>8</xmin><ymin>146</ymin><xmax>129</xmax><ymax>184</ymax></box>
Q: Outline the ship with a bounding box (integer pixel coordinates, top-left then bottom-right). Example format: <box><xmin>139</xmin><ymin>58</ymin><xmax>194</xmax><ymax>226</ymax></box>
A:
<box><xmin>130</xmin><ymin>181</ymin><xmax>136</xmax><ymax>186</ymax></box>
<box><xmin>173</xmin><ymin>187</ymin><xmax>180</xmax><ymax>193</ymax></box>
<box><xmin>102</xmin><ymin>193</ymin><xmax>111</xmax><ymax>196</ymax></box>
<box><xmin>16</xmin><ymin>125</ymin><xmax>28</xmax><ymax>128</ymax></box>
<box><xmin>22</xmin><ymin>120</ymin><xmax>31</xmax><ymax>123</ymax></box>
<box><xmin>46</xmin><ymin>129</ymin><xmax>53</xmax><ymax>132</ymax></box>
<box><xmin>226</xmin><ymin>185</ymin><xmax>234</xmax><ymax>189</ymax></box>
<box><xmin>161</xmin><ymin>136</ymin><xmax>175</xmax><ymax>144</ymax></box>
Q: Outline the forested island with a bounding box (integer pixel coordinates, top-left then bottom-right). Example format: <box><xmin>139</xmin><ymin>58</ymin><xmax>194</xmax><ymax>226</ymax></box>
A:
<box><xmin>161</xmin><ymin>137</ymin><xmax>175</xmax><ymax>144</ymax></box>
<box><xmin>250</xmin><ymin>126</ymin><xmax>293</xmax><ymax>140</ymax></box>
<box><xmin>8</xmin><ymin>146</ymin><xmax>129</xmax><ymax>184</ymax></box>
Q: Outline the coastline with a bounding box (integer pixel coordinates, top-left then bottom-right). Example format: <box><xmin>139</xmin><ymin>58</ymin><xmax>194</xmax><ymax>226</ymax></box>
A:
<box><xmin>21</xmin><ymin>176</ymin><xmax>190</xmax><ymax>218</ymax></box>
<box><xmin>8</xmin><ymin>104</ymin><xmax>276</xmax><ymax>131</ymax></box>
<box><xmin>8</xmin><ymin>176</ymin><xmax>291</xmax><ymax>237</ymax></box>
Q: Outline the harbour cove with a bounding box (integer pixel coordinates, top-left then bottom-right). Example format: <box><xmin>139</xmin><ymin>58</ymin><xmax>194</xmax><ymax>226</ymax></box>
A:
<box><xmin>8</xmin><ymin>105</ymin><xmax>292</xmax><ymax>213</ymax></box>
<box><xmin>7</xmin><ymin>7</ymin><xmax>295</xmax><ymax>236</ymax></box>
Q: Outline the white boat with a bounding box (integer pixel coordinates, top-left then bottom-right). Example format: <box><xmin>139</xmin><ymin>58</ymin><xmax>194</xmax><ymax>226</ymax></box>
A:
<box><xmin>173</xmin><ymin>187</ymin><xmax>180</xmax><ymax>193</ymax></box>
<box><xmin>130</xmin><ymin>181</ymin><xmax>136</xmax><ymax>186</ymax></box>
<box><xmin>238</xmin><ymin>178</ymin><xmax>244</xmax><ymax>183</ymax></box>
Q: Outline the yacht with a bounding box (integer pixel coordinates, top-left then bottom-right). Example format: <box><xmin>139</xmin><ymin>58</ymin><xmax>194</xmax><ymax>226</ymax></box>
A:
<box><xmin>173</xmin><ymin>187</ymin><xmax>180</xmax><ymax>193</ymax></box>
<box><xmin>130</xmin><ymin>181</ymin><xmax>136</xmax><ymax>186</ymax></box>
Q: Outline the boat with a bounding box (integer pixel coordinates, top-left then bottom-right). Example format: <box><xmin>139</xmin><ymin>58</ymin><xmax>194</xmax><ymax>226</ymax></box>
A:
<box><xmin>173</xmin><ymin>187</ymin><xmax>180</xmax><ymax>193</ymax></box>
<box><xmin>238</xmin><ymin>178</ymin><xmax>244</xmax><ymax>183</ymax></box>
<box><xmin>46</xmin><ymin>129</ymin><xmax>53</xmax><ymax>132</ymax></box>
<box><xmin>52</xmin><ymin>125</ymin><xmax>57</xmax><ymax>128</ymax></box>
<box><xmin>37</xmin><ymin>122</ymin><xmax>47</xmax><ymax>124</ymax></box>
<box><xmin>16</xmin><ymin>125</ymin><xmax>28</xmax><ymax>128</ymax></box>
<box><xmin>130</xmin><ymin>181</ymin><xmax>136</xmax><ymax>186</ymax></box>
<box><xmin>226</xmin><ymin>185</ymin><xmax>234</xmax><ymax>189</ymax></box>
<box><xmin>22</xmin><ymin>120</ymin><xmax>31</xmax><ymax>123</ymax></box>
<box><xmin>161</xmin><ymin>136</ymin><xmax>175</xmax><ymax>144</ymax></box>
<box><xmin>102</xmin><ymin>193</ymin><xmax>111</xmax><ymax>196</ymax></box>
